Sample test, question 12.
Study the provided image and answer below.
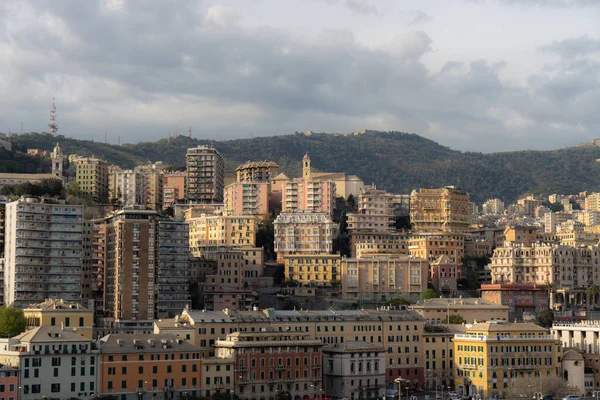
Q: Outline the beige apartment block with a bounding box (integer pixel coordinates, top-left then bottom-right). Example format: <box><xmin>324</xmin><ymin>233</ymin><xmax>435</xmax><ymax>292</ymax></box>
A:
<box><xmin>409</xmin><ymin>232</ymin><xmax>465</xmax><ymax>266</ymax></box>
<box><xmin>347</xmin><ymin>184</ymin><xmax>409</xmax><ymax>233</ymax></box>
<box><xmin>517</xmin><ymin>195</ymin><xmax>542</xmax><ymax>217</ymax></box>
<box><xmin>187</xmin><ymin>214</ymin><xmax>259</xmax><ymax>256</ymax></box>
<box><xmin>163</xmin><ymin>171</ymin><xmax>186</xmax><ymax>208</ymax></box>
<box><xmin>224</xmin><ymin>182</ymin><xmax>270</xmax><ymax>218</ymax></box>
<box><xmin>340</xmin><ymin>254</ymin><xmax>429</xmax><ymax>301</ymax></box>
<box><xmin>350</xmin><ymin>231</ymin><xmax>410</xmax><ymax>258</ymax></box>
<box><xmin>136</xmin><ymin>163</ymin><xmax>164</xmax><ymax>210</ymax></box>
<box><xmin>410</xmin><ymin>186</ymin><xmax>472</xmax><ymax>233</ymax></box>
<box><xmin>235</xmin><ymin>161</ymin><xmax>279</xmax><ymax>183</ymax></box>
<box><xmin>74</xmin><ymin>156</ymin><xmax>109</xmax><ymax>203</ymax></box>
<box><xmin>481</xmin><ymin>198</ymin><xmax>505</xmax><ymax>215</ymax></box>
<box><xmin>585</xmin><ymin>192</ymin><xmax>600</xmax><ymax>211</ymax></box>
<box><xmin>410</xmin><ymin>298</ymin><xmax>509</xmax><ymax>324</ymax></box>
<box><xmin>273</xmin><ymin>212</ymin><xmax>339</xmax><ymax>262</ymax></box>
<box><xmin>109</xmin><ymin>168</ymin><xmax>145</xmax><ymax>206</ymax></box>
<box><xmin>423</xmin><ymin>324</ymin><xmax>466</xmax><ymax>390</ymax></box>
<box><xmin>284</xmin><ymin>253</ymin><xmax>342</xmax><ymax>286</ymax></box>
<box><xmin>186</xmin><ymin>145</ymin><xmax>225</xmax><ymax>203</ymax></box>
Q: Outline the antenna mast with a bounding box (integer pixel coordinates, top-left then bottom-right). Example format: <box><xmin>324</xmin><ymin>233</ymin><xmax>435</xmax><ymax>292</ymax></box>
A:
<box><xmin>188</xmin><ymin>126</ymin><xmax>192</xmax><ymax>137</ymax></box>
<box><xmin>48</xmin><ymin>96</ymin><xmax>58</xmax><ymax>136</ymax></box>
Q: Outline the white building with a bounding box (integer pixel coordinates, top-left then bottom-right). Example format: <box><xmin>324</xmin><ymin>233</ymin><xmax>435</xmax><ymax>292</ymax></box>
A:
<box><xmin>273</xmin><ymin>212</ymin><xmax>339</xmax><ymax>262</ymax></box>
<box><xmin>347</xmin><ymin>184</ymin><xmax>409</xmax><ymax>232</ymax></box>
<box><xmin>482</xmin><ymin>198</ymin><xmax>504</xmax><ymax>215</ymax></box>
<box><xmin>0</xmin><ymin>326</ymin><xmax>98</xmax><ymax>400</ymax></box>
<box><xmin>112</xmin><ymin>169</ymin><xmax>145</xmax><ymax>206</ymax></box>
<box><xmin>323</xmin><ymin>341</ymin><xmax>386</xmax><ymax>400</ymax></box>
<box><xmin>4</xmin><ymin>197</ymin><xmax>83</xmax><ymax>308</ymax></box>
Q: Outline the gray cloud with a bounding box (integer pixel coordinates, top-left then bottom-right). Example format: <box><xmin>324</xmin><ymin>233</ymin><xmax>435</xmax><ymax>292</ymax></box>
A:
<box><xmin>408</xmin><ymin>10</ymin><xmax>433</xmax><ymax>26</ymax></box>
<box><xmin>0</xmin><ymin>0</ymin><xmax>598</xmax><ymax>152</ymax></box>
<box><xmin>541</xmin><ymin>35</ymin><xmax>600</xmax><ymax>58</ymax></box>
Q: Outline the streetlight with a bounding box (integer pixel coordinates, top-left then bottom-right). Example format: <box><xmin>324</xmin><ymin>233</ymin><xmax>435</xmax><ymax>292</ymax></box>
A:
<box><xmin>533</xmin><ymin>392</ymin><xmax>543</xmax><ymax>400</ymax></box>
<box><xmin>593</xmin><ymin>390</ymin><xmax>600</xmax><ymax>399</ymax></box>
<box><xmin>394</xmin><ymin>378</ymin><xmax>403</xmax><ymax>400</ymax></box>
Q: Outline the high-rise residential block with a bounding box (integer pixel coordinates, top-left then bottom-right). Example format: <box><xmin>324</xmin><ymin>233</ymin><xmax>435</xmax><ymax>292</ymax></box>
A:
<box><xmin>410</xmin><ymin>186</ymin><xmax>472</xmax><ymax>233</ymax></box>
<box><xmin>186</xmin><ymin>214</ymin><xmax>259</xmax><ymax>257</ymax></box>
<box><xmin>481</xmin><ymin>198</ymin><xmax>504</xmax><ymax>215</ymax></box>
<box><xmin>223</xmin><ymin>182</ymin><xmax>270</xmax><ymax>218</ymax></box>
<box><xmin>110</xmin><ymin>169</ymin><xmax>145</xmax><ymax>206</ymax></box>
<box><xmin>4</xmin><ymin>197</ymin><xmax>83</xmax><ymax>308</ymax></box>
<box><xmin>136</xmin><ymin>163</ymin><xmax>164</xmax><ymax>210</ymax></box>
<box><xmin>235</xmin><ymin>161</ymin><xmax>279</xmax><ymax>183</ymax></box>
<box><xmin>273</xmin><ymin>212</ymin><xmax>339</xmax><ymax>262</ymax></box>
<box><xmin>74</xmin><ymin>156</ymin><xmax>109</xmax><ymax>203</ymax></box>
<box><xmin>347</xmin><ymin>184</ymin><xmax>409</xmax><ymax>232</ymax></box>
<box><xmin>185</xmin><ymin>146</ymin><xmax>224</xmax><ymax>203</ymax></box>
<box><xmin>163</xmin><ymin>171</ymin><xmax>187</xmax><ymax>209</ymax></box>
<box><xmin>103</xmin><ymin>209</ymin><xmax>191</xmax><ymax>320</ymax></box>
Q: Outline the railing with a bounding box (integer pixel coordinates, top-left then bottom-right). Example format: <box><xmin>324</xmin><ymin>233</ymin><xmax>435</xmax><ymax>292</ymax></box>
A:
<box><xmin>454</xmin><ymin>334</ymin><xmax>555</xmax><ymax>341</ymax></box>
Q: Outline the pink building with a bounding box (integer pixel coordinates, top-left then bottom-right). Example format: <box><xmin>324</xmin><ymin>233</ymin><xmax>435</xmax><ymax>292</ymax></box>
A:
<box><xmin>223</xmin><ymin>182</ymin><xmax>270</xmax><ymax>218</ymax></box>
<box><xmin>0</xmin><ymin>365</ymin><xmax>19</xmax><ymax>400</ymax></box>
<box><xmin>163</xmin><ymin>171</ymin><xmax>186</xmax><ymax>208</ymax></box>
<box><xmin>430</xmin><ymin>255</ymin><xmax>458</xmax><ymax>294</ymax></box>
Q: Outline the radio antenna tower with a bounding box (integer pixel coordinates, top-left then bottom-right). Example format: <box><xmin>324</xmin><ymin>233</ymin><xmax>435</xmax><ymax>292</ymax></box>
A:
<box><xmin>188</xmin><ymin>126</ymin><xmax>192</xmax><ymax>137</ymax></box>
<box><xmin>48</xmin><ymin>96</ymin><xmax>58</xmax><ymax>136</ymax></box>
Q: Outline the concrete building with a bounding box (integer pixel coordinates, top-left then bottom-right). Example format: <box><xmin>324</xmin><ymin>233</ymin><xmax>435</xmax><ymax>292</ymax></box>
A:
<box><xmin>347</xmin><ymin>185</ymin><xmax>409</xmax><ymax>232</ymax></box>
<box><xmin>517</xmin><ymin>195</ymin><xmax>543</xmax><ymax>217</ymax></box>
<box><xmin>585</xmin><ymin>192</ymin><xmax>600</xmax><ymax>212</ymax></box>
<box><xmin>480</xmin><ymin>283</ymin><xmax>549</xmax><ymax>321</ymax></box>
<box><xmin>103</xmin><ymin>209</ymin><xmax>191</xmax><ymax>320</ymax></box>
<box><xmin>482</xmin><ymin>199</ymin><xmax>504</xmax><ymax>215</ymax></box>
<box><xmin>430</xmin><ymin>255</ymin><xmax>458</xmax><ymax>295</ymax></box>
<box><xmin>423</xmin><ymin>324</ymin><xmax>466</xmax><ymax>390</ymax></box>
<box><xmin>453</xmin><ymin>321</ymin><xmax>561</xmax><ymax>398</ymax></box>
<box><xmin>323</xmin><ymin>341</ymin><xmax>386</xmax><ymax>400</ymax></box>
<box><xmin>187</xmin><ymin>214</ymin><xmax>259</xmax><ymax>257</ymax></box>
<box><xmin>136</xmin><ymin>163</ymin><xmax>164</xmax><ymax>211</ymax></box>
<box><xmin>0</xmin><ymin>364</ymin><xmax>19</xmax><ymax>400</ymax></box>
<box><xmin>340</xmin><ymin>254</ymin><xmax>429</xmax><ymax>301</ymax></box>
<box><xmin>409</xmin><ymin>298</ymin><xmax>509</xmax><ymax>324</ymax></box>
<box><xmin>349</xmin><ymin>231</ymin><xmax>410</xmax><ymax>258</ymax></box>
<box><xmin>235</xmin><ymin>161</ymin><xmax>279</xmax><ymax>183</ymax></box>
<box><xmin>0</xmin><ymin>203</ymin><xmax>5</xmax><ymax>257</ymax></box>
<box><xmin>163</xmin><ymin>171</ymin><xmax>186</xmax><ymax>209</ymax></box>
<box><xmin>410</xmin><ymin>187</ymin><xmax>472</xmax><ymax>233</ymax></box>
<box><xmin>274</xmin><ymin>212</ymin><xmax>339</xmax><ymax>263</ymax></box>
<box><xmin>74</xmin><ymin>156</ymin><xmax>109</xmax><ymax>203</ymax></box>
<box><xmin>185</xmin><ymin>146</ymin><xmax>224</xmax><ymax>203</ymax></box>
<box><xmin>98</xmin><ymin>333</ymin><xmax>202</xmax><ymax>400</ymax></box>
<box><xmin>408</xmin><ymin>233</ymin><xmax>465</xmax><ymax>266</ymax></box>
<box><xmin>223</xmin><ymin>182</ymin><xmax>270</xmax><ymax>218</ymax></box>
<box><xmin>0</xmin><ymin>326</ymin><xmax>98</xmax><ymax>400</ymax></box>
<box><xmin>0</xmin><ymin>258</ymin><xmax>4</xmax><ymax>306</ymax></box>
<box><xmin>4</xmin><ymin>197</ymin><xmax>83</xmax><ymax>308</ymax></box>
<box><xmin>215</xmin><ymin>331</ymin><xmax>323</xmax><ymax>400</ymax></box>
<box><xmin>200</xmin><ymin>356</ymin><xmax>236</xmax><ymax>398</ymax></box>
<box><xmin>110</xmin><ymin>169</ymin><xmax>145</xmax><ymax>206</ymax></box>
<box><xmin>23</xmin><ymin>298</ymin><xmax>94</xmax><ymax>339</ymax></box>
<box><xmin>0</xmin><ymin>173</ymin><xmax>61</xmax><ymax>190</ymax></box>
<box><xmin>284</xmin><ymin>253</ymin><xmax>341</xmax><ymax>286</ymax></box>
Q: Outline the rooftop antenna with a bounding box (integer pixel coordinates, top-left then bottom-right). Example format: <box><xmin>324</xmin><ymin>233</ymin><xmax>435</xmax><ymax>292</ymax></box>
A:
<box><xmin>188</xmin><ymin>126</ymin><xmax>192</xmax><ymax>137</ymax></box>
<box><xmin>20</xmin><ymin>122</ymin><xmax>23</xmax><ymax>135</ymax></box>
<box><xmin>104</xmin><ymin>132</ymin><xmax>107</xmax><ymax>144</ymax></box>
<box><xmin>48</xmin><ymin>96</ymin><xmax>58</xmax><ymax>136</ymax></box>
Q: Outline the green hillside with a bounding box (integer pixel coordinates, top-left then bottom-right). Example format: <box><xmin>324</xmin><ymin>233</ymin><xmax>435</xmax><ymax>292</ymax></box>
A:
<box><xmin>8</xmin><ymin>131</ymin><xmax>600</xmax><ymax>203</ymax></box>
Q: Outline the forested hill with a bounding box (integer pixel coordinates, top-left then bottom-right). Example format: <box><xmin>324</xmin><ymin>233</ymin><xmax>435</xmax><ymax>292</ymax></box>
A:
<box><xmin>8</xmin><ymin>131</ymin><xmax>600</xmax><ymax>204</ymax></box>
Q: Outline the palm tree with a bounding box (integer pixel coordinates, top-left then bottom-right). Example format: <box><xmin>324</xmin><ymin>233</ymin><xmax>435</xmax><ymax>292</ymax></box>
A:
<box><xmin>586</xmin><ymin>284</ymin><xmax>600</xmax><ymax>311</ymax></box>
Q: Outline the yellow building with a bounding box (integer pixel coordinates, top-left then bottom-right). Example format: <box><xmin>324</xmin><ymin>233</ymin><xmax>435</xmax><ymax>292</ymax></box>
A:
<box><xmin>409</xmin><ymin>232</ymin><xmax>465</xmax><ymax>266</ymax></box>
<box><xmin>23</xmin><ymin>298</ymin><xmax>94</xmax><ymax>339</ymax></box>
<box><xmin>73</xmin><ymin>156</ymin><xmax>109</xmax><ymax>203</ymax></box>
<box><xmin>284</xmin><ymin>253</ymin><xmax>341</xmax><ymax>286</ymax></box>
<box><xmin>453</xmin><ymin>321</ymin><xmax>561</xmax><ymax>398</ymax></box>
<box><xmin>424</xmin><ymin>324</ymin><xmax>466</xmax><ymax>390</ymax></box>
<box><xmin>186</xmin><ymin>214</ymin><xmax>259</xmax><ymax>256</ymax></box>
<box><xmin>410</xmin><ymin>187</ymin><xmax>472</xmax><ymax>233</ymax></box>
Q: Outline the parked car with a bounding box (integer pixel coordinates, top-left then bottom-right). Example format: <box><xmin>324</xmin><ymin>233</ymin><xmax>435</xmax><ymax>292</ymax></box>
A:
<box><xmin>562</xmin><ymin>396</ymin><xmax>579</xmax><ymax>400</ymax></box>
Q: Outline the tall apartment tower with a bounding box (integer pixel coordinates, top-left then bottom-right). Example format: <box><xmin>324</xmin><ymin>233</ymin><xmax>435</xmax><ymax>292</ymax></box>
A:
<box><xmin>4</xmin><ymin>197</ymin><xmax>83</xmax><ymax>308</ymax></box>
<box><xmin>185</xmin><ymin>146</ymin><xmax>224</xmax><ymax>203</ymax></box>
<box><xmin>103</xmin><ymin>209</ymin><xmax>190</xmax><ymax>320</ymax></box>
<box><xmin>74</xmin><ymin>156</ymin><xmax>109</xmax><ymax>203</ymax></box>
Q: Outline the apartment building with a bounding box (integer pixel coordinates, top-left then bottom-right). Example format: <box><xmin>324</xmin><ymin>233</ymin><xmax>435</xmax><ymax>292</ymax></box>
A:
<box><xmin>481</xmin><ymin>199</ymin><xmax>505</xmax><ymax>215</ymax></box>
<box><xmin>340</xmin><ymin>255</ymin><xmax>429</xmax><ymax>301</ymax></box>
<box><xmin>517</xmin><ymin>195</ymin><xmax>543</xmax><ymax>217</ymax></box>
<box><xmin>136</xmin><ymin>163</ymin><xmax>164</xmax><ymax>211</ymax></box>
<box><xmin>156</xmin><ymin>221</ymin><xmax>191</xmax><ymax>318</ymax></box>
<box><xmin>410</xmin><ymin>187</ymin><xmax>472</xmax><ymax>233</ymax></box>
<box><xmin>166</xmin><ymin>308</ymin><xmax>427</xmax><ymax>387</ymax></box>
<box><xmin>0</xmin><ymin>326</ymin><xmax>98</xmax><ymax>400</ymax></box>
<box><xmin>82</xmin><ymin>220</ymin><xmax>104</xmax><ymax>302</ymax></box>
<box><xmin>97</xmin><ymin>333</ymin><xmax>202</xmax><ymax>400</ymax></box>
<box><xmin>23</xmin><ymin>298</ymin><xmax>94</xmax><ymax>339</ymax></box>
<box><xmin>347</xmin><ymin>185</ymin><xmax>409</xmax><ymax>232</ymax></box>
<box><xmin>103</xmin><ymin>209</ymin><xmax>191</xmax><ymax>320</ymax></box>
<box><xmin>236</xmin><ymin>161</ymin><xmax>279</xmax><ymax>183</ymax></box>
<box><xmin>187</xmin><ymin>214</ymin><xmax>259</xmax><ymax>257</ymax></box>
<box><xmin>423</xmin><ymin>324</ymin><xmax>465</xmax><ymax>390</ymax></box>
<box><xmin>585</xmin><ymin>193</ymin><xmax>600</xmax><ymax>211</ymax></box>
<box><xmin>323</xmin><ymin>341</ymin><xmax>386</xmax><ymax>400</ymax></box>
<box><xmin>409</xmin><ymin>298</ymin><xmax>509</xmax><ymax>324</ymax></box>
<box><xmin>74</xmin><ymin>156</ymin><xmax>109</xmax><ymax>203</ymax></box>
<box><xmin>203</xmin><ymin>249</ymin><xmax>256</xmax><ymax>311</ymax></box>
<box><xmin>224</xmin><ymin>182</ymin><xmax>270</xmax><ymax>218</ymax></box>
<box><xmin>200</xmin><ymin>356</ymin><xmax>236</xmax><ymax>397</ymax></box>
<box><xmin>0</xmin><ymin>365</ymin><xmax>18</xmax><ymax>400</ymax></box>
<box><xmin>274</xmin><ymin>212</ymin><xmax>339</xmax><ymax>262</ymax></box>
<box><xmin>408</xmin><ymin>232</ymin><xmax>465</xmax><ymax>266</ymax></box>
<box><xmin>186</xmin><ymin>146</ymin><xmax>224</xmax><ymax>203</ymax></box>
<box><xmin>0</xmin><ymin>173</ymin><xmax>60</xmax><ymax>191</ymax></box>
<box><xmin>349</xmin><ymin>231</ymin><xmax>410</xmax><ymax>258</ymax></box>
<box><xmin>163</xmin><ymin>171</ymin><xmax>186</xmax><ymax>209</ymax></box>
<box><xmin>430</xmin><ymin>255</ymin><xmax>458</xmax><ymax>294</ymax></box>
<box><xmin>503</xmin><ymin>225</ymin><xmax>543</xmax><ymax>246</ymax></box>
<box><xmin>453</xmin><ymin>321</ymin><xmax>561</xmax><ymax>398</ymax></box>
<box><xmin>284</xmin><ymin>253</ymin><xmax>341</xmax><ymax>286</ymax></box>
<box><xmin>109</xmin><ymin>169</ymin><xmax>144</xmax><ymax>206</ymax></box>
<box><xmin>480</xmin><ymin>283</ymin><xmax>550</xmax><ymax>321</ymax></box>
<box><xmin>215</xmin><ymin>331</ymin><xmax>323</xmax><ymax>400</ymax></box>
<box><xmin>4</xmin><ymin>197</ymin><xmax>83</xmax><ymax>308</ymax></box>
<box><xmin>0</xmin><ymin>258</ymin><xmax>4</xmax><ymax>306</ymax></box>
<box><xmin>545</xmin><ymin>212</ymin><xmax>572</xmax><ymax>234</ymax></box>
<box><xmin>0</xmin><ymin>203</ymin><xmax>5</xmax><ymax>256</ymax></box>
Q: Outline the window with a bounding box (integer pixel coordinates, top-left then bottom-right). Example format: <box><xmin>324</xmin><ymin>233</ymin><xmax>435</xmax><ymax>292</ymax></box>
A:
<box><xmin>79</xmin><ymin>317</ymin><xmax>84</xmax><ymax>327</ymax></box>
<box><xmin>139</xmin><ymin>366</ymin><xmax>144</xmax><ymax>374</ymax></box>
<box><xmin>51</xmin><ymin>384</ymin><xmax>60</xmax><ymax>393</ymax></box>
<box><xmin>51</xmin><ymin>317</ymin><xmax>56</xmax><ymax>326</ymax></box>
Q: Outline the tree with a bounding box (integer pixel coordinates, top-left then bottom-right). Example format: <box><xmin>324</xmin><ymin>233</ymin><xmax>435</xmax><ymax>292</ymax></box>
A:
<box><xmin>281</xmin><ymin>298</ymin><xmax>301</xmax><ymax>311</ymax></box>
<box><xmin>421</xmin><ymin>289</ymin><xmax>438</xmax><ymax>300</ymax></box>
<box><xmin>0</xmin><ymin>307</ymin><xmax>27</xmax><ymax>338</ymax></box>
<box><xmin>586</xmin><ymin>284</ymin><xmax>600</xmax><ymax>310</ymax></box>
<box><xmin>384</xmin><ymin>297</ymin><xmax>412</xmax><ymax>307</ymax></box>
<box><xmin>445</xmin><ymin>314</ymin><xmax>466</xmax><ymax>324</ymax></box>
<box><xmin>539</xmin><ymin>309</ymin><xmax>554</xmax><ymax>326</ymax></box>
<box><xmin>508</xmin><ymin>375</ymin><xmax>569</xmax><ymax>398</ymax></box>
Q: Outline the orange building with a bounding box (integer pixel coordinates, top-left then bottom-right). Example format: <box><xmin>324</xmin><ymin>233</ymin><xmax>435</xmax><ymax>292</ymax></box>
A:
<box><xmin>163</xmin><ymin>171</ymin><xmax>186</xmax><ymax>209</ymax></box>
<box><xmin>98</xmin><ymin>333</ymin><xmax>202</xmax><ymax>400</ymax></box>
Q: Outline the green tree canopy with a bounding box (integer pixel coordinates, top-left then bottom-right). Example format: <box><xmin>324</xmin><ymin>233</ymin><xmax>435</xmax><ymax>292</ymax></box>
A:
<box><xmin>0</xmin><ymin>307</ymin><xmax>27</xmax><ymax>338</ymax></box>
<box><xmin>539</xmin><ymin>309</ymin><xmax>554</xmax><ymax>326</ymax></box>
<box><xmin>445</xmin><ymin>314</ymin><xmax>466</xmax><ymax>324</ymax></box>
<box><xmin>384</xmin><ymin>297</ymin><xmax>412</xmax><ymax>307</ymax></box>
<box><xmin>421</xmin><ymin>289</ymin><xmax>438</xmax><ymax>300</ymax></box>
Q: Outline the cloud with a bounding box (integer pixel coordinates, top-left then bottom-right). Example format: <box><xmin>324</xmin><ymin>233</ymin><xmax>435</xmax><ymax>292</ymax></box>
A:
<box><xmin>408</xmin><ymin>10</ymin><xmax>432</xmax><ymax>26</ymax></box>
<box><xmin>541</xmin><ymin>35</ymin><xmax>600</xmax><ymax>58</ymax></box>
<box><xmin>0</xmin><ymin>1</ymin><xmax>598</xmax><ymax>152</ymax></box>
<box><xmin>480</xmin><ymin>0</ymin><xmax>599</xmax><ymax>7</ymax></box>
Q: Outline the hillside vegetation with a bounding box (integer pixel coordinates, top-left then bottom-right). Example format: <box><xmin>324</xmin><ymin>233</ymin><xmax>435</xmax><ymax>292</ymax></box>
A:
<box><xmin>8</xmin><ymin>131</ymin><xmax>600</xmax><ymax>203</ymax></box>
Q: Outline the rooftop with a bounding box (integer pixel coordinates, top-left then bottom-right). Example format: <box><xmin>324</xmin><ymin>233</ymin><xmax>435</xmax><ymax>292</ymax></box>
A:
<box><xmin>323</xmin><ymin>341</ymin><xmax>384</xmax><ymax>353</ymax></box>
<box><xmin>410</xmin><ymin>297</ymin><xmax>509</xmax><ymax>310</ymax></box>
<box><xmin>98</xmin><ymin>333</ymin><xmax>200</xmax><ymax>354</ymax></box>
<box><xmin>25</xmin><ymin>298</ymin><xmax>90</xmax><ymax>312</ymax></box>
<box><xmin>12</xmin><ymin>326</ymin><xmax>89</xmax><ymax>343</ymax></box>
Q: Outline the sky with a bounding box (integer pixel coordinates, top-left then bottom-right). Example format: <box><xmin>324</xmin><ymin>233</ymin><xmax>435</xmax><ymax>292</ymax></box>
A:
<box><xmin>0</xmin><ymin>0</ymin><xmax>599</xmax><ymax>152</ymax></box>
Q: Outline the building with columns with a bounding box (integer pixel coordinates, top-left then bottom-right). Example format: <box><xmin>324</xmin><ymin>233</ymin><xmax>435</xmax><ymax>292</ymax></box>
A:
<box><xmin>410</xmin><ymin>187</ymin><xmax>472</xmax><ymax>233</ymax></box>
